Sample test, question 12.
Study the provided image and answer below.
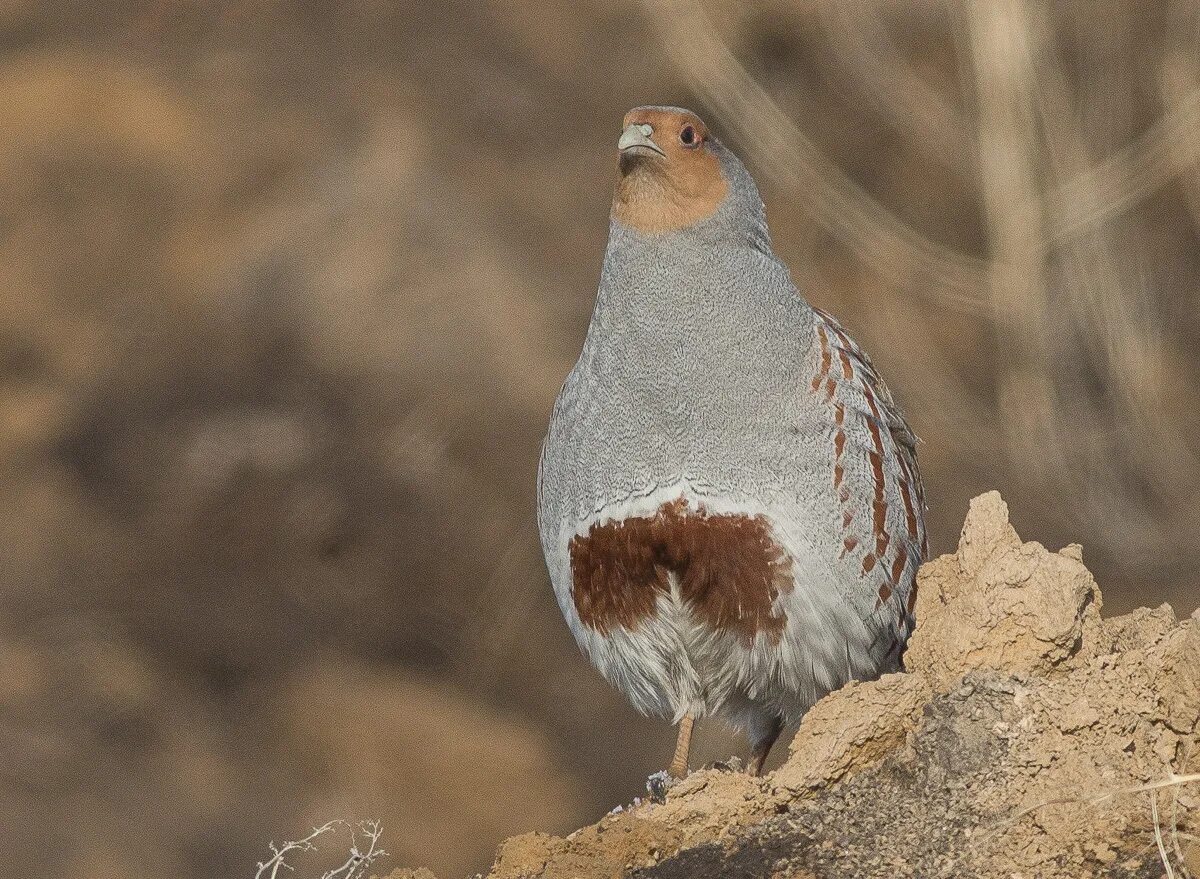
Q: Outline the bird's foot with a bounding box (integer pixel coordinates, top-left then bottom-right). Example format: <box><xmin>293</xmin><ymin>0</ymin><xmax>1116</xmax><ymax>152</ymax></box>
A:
<box><xmin>646</xmin><ymin>770</ymin><xmax>677</xmax><ymax>803</ymax></box>
<box><xmin>706</xmin><ymin>756</ymin><xmax>744</xmax><ymax>773</ymax></box>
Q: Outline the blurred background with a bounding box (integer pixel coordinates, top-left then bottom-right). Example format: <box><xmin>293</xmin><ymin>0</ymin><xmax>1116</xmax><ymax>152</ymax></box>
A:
<box><xmin>1</xmin><ymin>0</ymin><xmax>1198</xmax><ymax>876</ymax></box>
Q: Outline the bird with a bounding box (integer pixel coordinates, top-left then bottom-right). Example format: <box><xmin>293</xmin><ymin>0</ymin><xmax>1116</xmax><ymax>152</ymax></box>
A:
<box><xmin>536</xmin><ymin>106</ymin><xmax>927</xmax><ymax>778</ymax></box>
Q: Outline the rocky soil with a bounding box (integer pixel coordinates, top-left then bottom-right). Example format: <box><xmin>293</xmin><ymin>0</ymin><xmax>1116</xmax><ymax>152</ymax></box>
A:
<box><xmin>387</xmin><ymin>492</ymin><xmax>1200</xmax><ymax>879</ymax></box>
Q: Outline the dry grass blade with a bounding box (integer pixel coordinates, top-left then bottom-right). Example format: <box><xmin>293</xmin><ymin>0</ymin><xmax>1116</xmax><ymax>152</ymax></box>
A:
<box><xmin>1153</xmin><ymin>791</ymin><xmax>1178</xmax><ymax>879</ymax></box>
<box><xmin>1171</xmin><ymin>746</ymin><xmax>1195</xmax><ymax>879</ymax></box>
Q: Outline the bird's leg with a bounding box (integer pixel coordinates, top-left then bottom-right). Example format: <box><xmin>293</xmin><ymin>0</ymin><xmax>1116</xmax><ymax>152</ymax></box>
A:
<box><xmin>746</xmin><ymin>713</ymin><xmax>784</xmax><ymax>776</ymax></box>
<box><xmin>668</xmin><ymin>714</ymin><xmax>694</xmax><ymax>778</ymax></box>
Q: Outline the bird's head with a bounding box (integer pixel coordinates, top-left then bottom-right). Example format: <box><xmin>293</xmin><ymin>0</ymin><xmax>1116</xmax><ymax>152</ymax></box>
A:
<box><xmin>611</xmin><ymin>106</ymin><xmax>763</xmax><ymax>239</ymax></box>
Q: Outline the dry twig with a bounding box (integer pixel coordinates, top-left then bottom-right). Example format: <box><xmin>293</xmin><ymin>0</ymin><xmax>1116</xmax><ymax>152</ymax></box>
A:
<box><xmin>254</xmin><ymin>820</ymin><xmax>387</xmax><ymax>879</ymax></box>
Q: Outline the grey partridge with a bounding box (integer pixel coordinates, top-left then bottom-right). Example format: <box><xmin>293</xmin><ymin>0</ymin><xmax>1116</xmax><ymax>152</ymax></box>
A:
<box><xmin>537</xmin><ymin>106</ymin><xmax>927</xmax><ymax>777</ymax></box>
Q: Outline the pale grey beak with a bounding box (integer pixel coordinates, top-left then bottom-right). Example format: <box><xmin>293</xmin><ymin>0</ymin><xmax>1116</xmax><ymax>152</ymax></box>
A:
<box><xmin>618</xmin><ymin>123</ymin><xmax>665</xmax><ymax>157</ymax></box>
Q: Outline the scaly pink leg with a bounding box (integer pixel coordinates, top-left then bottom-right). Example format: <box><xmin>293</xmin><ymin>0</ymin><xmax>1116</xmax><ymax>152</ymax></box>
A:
<box><xmin>668</xmin><ymin>714</ymin><xmax>694</xmax><ymax>778</ymax></box>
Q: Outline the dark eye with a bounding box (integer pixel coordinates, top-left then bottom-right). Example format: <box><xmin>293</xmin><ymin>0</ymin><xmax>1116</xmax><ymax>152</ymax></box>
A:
<box><xmin>680</xmin><ymin>125</ymin><xmax>699</xmax><ymax>147</ymax></box>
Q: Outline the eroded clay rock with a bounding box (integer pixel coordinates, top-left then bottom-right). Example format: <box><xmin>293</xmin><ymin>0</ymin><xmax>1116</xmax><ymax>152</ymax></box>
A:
<box><xmin>773</xmin><ymin>672</ymin><xmax>931</xmax><ymax>794</ymax></box>
<box><xmin>906</xmin><ymin>491</ymin><xmax>1103</xmax><ymax>690</ymax></box>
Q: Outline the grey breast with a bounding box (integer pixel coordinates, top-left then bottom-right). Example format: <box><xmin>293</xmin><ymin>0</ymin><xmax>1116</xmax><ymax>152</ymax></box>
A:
<box><xmin>537</xmin><ymin>218</ymin><xmax>821</xmax><ymax>548</ymax></box>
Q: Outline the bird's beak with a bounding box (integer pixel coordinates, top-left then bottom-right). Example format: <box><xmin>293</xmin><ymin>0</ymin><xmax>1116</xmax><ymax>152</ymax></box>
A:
<box><xmin>618</xmin><ymin>123</ymin><xmax>665</xmax><ymax>157</ymax></box>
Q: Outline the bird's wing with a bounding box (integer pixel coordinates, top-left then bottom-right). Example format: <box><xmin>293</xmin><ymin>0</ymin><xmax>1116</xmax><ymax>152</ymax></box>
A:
<box><xmin>806</xmin><ymin>306</ymin><xmax>929</xmax><ymax>642</ymax></box>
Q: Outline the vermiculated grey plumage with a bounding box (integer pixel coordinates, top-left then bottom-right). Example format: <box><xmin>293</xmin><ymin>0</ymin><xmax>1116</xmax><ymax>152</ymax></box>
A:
<box><xmin>538</xmin><ymin>106</ymin><xmax>927</xmax><ymax>773</ymax></box>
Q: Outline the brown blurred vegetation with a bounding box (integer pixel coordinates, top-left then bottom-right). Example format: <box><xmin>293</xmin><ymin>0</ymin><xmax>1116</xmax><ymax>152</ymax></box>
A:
<box><xmin>0</xmin><ymin>1</ymin><xmax>1197</xmax><ymax>877</ymax></box>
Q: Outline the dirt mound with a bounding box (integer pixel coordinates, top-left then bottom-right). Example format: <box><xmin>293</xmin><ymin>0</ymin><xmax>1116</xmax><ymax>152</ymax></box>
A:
<box><xmin>386</xmin><ymin>492</ymin><xmax>1200</xmax><ymax>879</ymax></box>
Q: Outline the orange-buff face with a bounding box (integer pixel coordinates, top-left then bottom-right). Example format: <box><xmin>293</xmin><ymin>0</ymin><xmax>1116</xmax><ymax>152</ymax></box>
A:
<box><xmin>611</xmin><ymin>107</ymin><xmax>729</xmax><ymax>234</ymax></box>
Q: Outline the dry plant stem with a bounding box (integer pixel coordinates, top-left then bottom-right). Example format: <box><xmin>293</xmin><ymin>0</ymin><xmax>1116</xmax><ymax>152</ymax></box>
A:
<box><xmin>322</xmin><ymin>820</ymin><xmax>387</xmax><ymax>879</ymax></box>
<box><xmin>966</xmin><ymin>0</ymin><xmax>1057</xmax><ymax>484</ymax></box>
<box><xmin>973</xmin><ymin>0</ymin><xmax>1150</xmax><ymax>540</ymax></box>
<box><xmin>1152</xmin><ymin>792</ymin><xmax>1177</xmax><ymax>879</ymax></box>
<box><xmin>1171</xmin><ymin>744</ymin><xmax>1195</xmax><ymax>879</ymax></box>
<box><xmin>1161</xmin><ymin>29</ymin><xmax>1200</xmax><ymax>231</ymax></box>
<box><xmin>669</xmin><ymin>714</ymin><xmax>694</xmax><ymax>778</ymax></box>
<box><xmin>256</xmin><ymin>821</ymin><xmax>342</xmax><ymax>879</ymax></box>
<box><xmin>254</xmin><ymin>820</ymin><xmax>387</xmax><ymax>879</ymax></box>
<box><xmin>1027</xmin><ymin>1</ymin><xmax>1185</xmax><ymax>514</ymax></box>
<box><xmin>1045</xmin><ymin>80</ymin><xmax>1200</xmax><ymax>243</ymax></box>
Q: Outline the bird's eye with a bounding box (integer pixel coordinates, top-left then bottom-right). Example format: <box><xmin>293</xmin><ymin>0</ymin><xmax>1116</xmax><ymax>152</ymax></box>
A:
<box><xmin>680</xmin><ymin>125</ymin><xmax>699</xmax><ymax>147</ymax></box>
